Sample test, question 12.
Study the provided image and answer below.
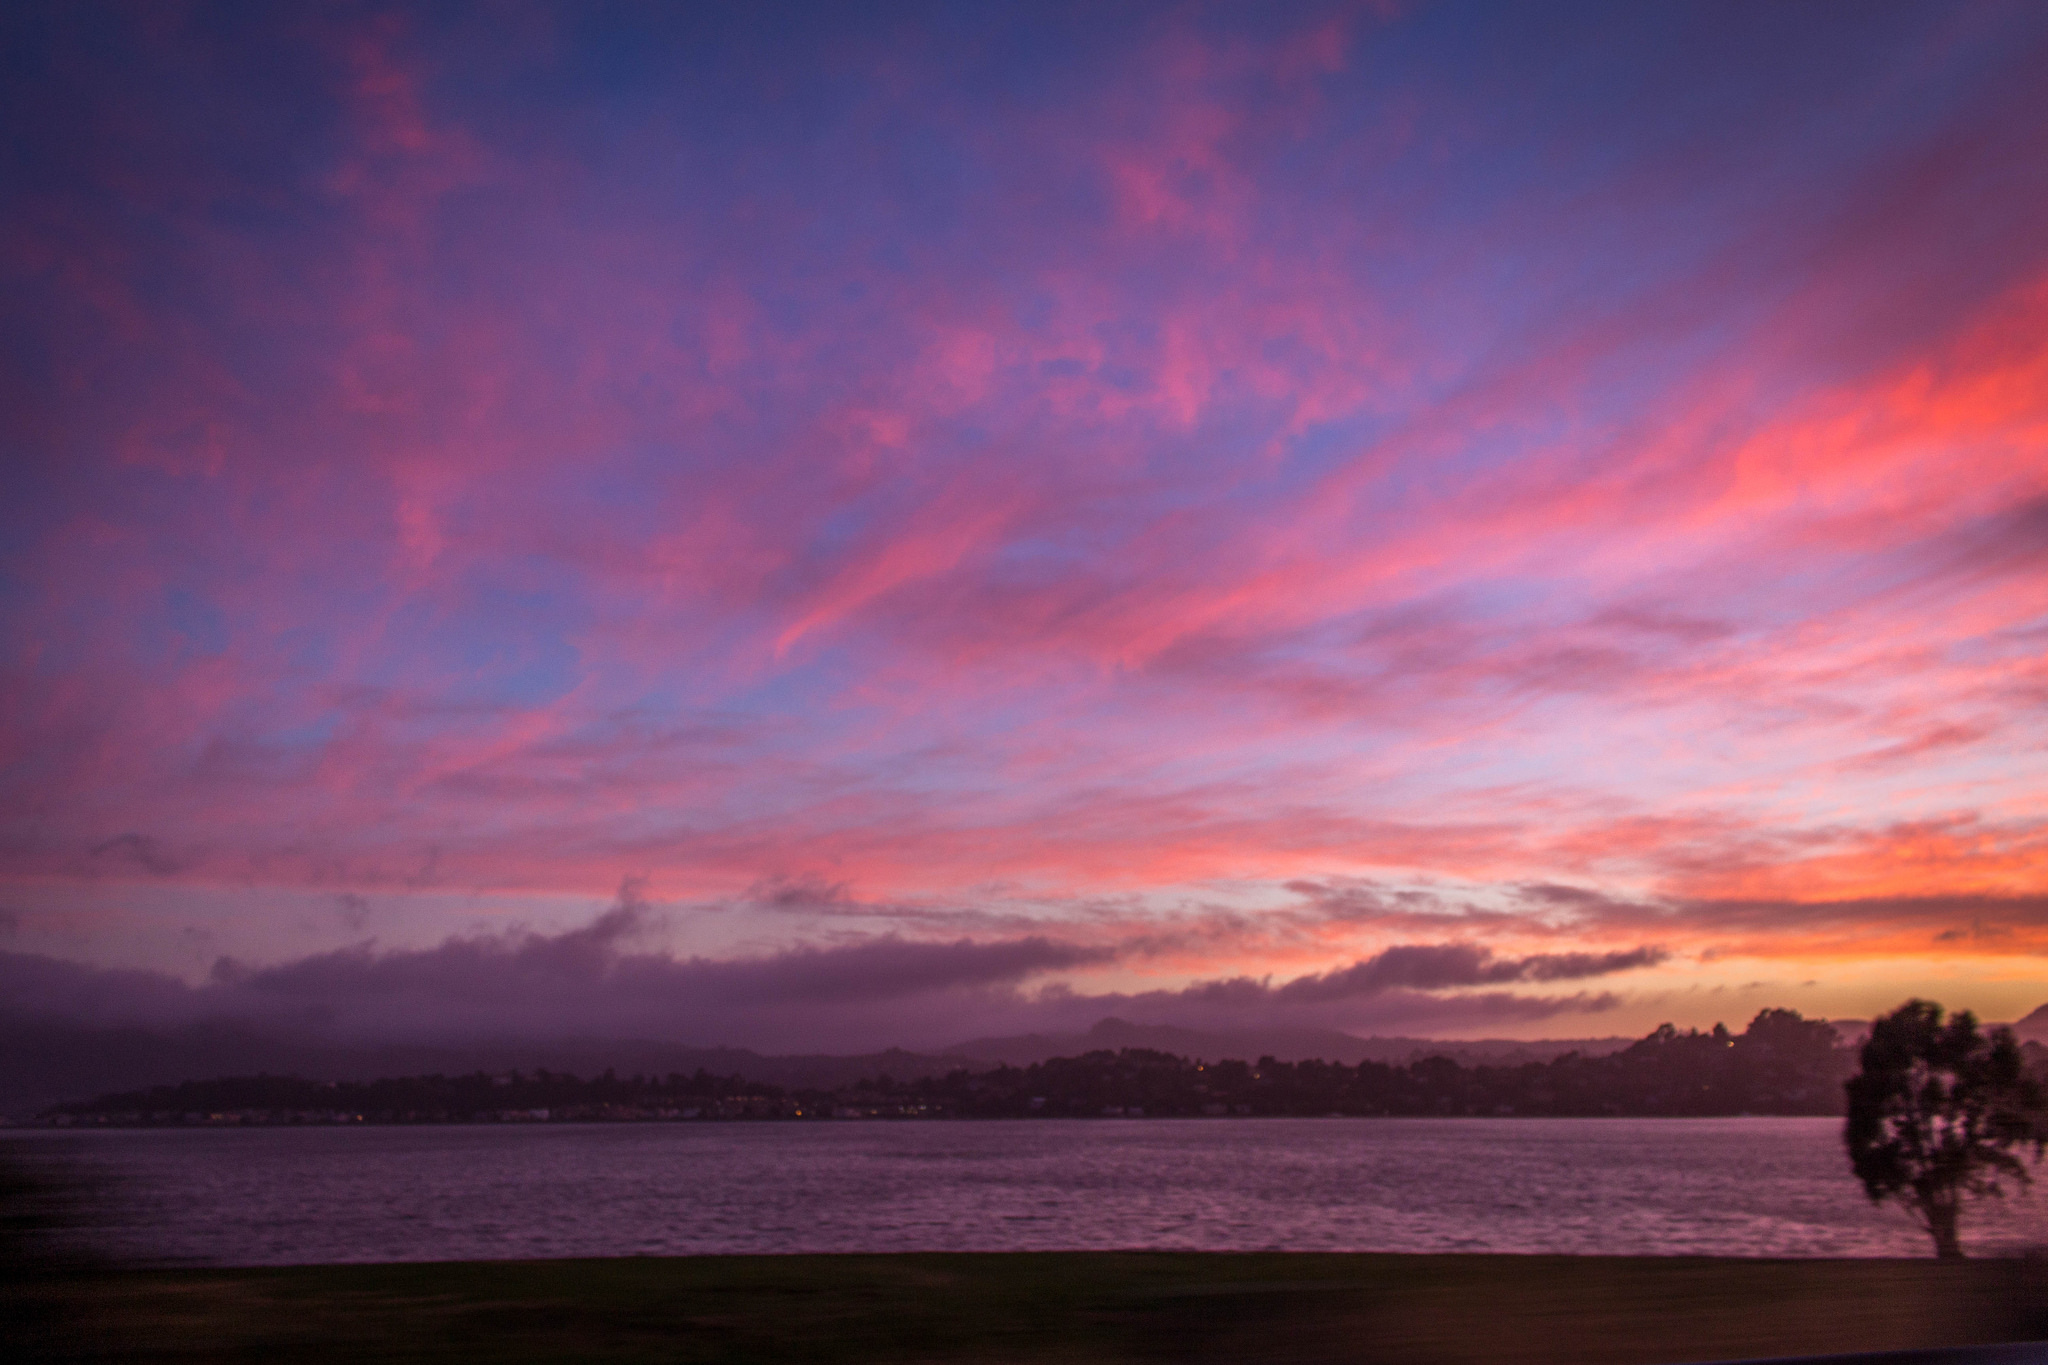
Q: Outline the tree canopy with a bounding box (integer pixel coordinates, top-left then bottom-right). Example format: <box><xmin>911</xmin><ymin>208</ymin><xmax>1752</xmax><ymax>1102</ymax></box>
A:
<box><xmin>1843</xmin><ymin>1000</ymin><xmax>2046</xmax><ymax>1259</ymax></box>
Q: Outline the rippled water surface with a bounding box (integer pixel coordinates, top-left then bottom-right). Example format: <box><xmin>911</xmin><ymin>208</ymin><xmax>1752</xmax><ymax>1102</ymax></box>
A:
<box><xmin>11</xmin><ymin>1117</ymin><xmax>2046</xmax><ymax>1265</ymax></box>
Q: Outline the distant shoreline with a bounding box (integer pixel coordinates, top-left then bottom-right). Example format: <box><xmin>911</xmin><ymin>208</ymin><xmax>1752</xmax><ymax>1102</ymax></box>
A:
<box><xmin>26</xmin><ymin>1012</ymin><xmax>1883</xmax><ymax>1125</ymax></box>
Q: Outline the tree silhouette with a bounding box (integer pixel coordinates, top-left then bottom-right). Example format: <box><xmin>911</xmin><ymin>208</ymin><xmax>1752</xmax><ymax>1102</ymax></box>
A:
<box><xmin>1843</xmin><ymin>1000</ymin><xmax>2045</xmax><ymax>1259</ymax></box>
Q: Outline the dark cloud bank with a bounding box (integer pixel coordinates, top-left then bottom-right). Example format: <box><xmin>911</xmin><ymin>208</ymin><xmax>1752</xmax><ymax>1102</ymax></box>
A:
<box><xmin>0</xmin><ymin>902</ymin><xmax>1666</xmax><ymax>1113</ymax></box>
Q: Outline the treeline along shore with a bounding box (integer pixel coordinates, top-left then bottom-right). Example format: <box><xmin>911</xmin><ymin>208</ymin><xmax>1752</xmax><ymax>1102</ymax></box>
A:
<box><xmin>41</xmin><ymin>1007</ymin><xmax>2012</xmax><ymax>1128</ymax></box>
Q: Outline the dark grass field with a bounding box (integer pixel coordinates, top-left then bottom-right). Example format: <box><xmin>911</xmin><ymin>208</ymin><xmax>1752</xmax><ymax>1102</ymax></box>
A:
<box><xmin>10</xmin><ymin>1251</ymin><xmax>2048</xmax><ymax>1364</ymax></box>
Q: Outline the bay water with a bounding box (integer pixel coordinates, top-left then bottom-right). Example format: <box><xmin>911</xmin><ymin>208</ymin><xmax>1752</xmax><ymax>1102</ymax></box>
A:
<box><xmin>10</xmin><ymin>1116</ymin><xmax>2046</xmax><ymax>1266</ymax></box>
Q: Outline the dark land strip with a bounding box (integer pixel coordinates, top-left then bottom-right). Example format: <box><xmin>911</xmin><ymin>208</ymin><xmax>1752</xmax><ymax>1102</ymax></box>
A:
<box><xmin>9</xmin><ymin>1252</ymin><xmax>2048</xmax><ymax>1364</ymax></box>
<box><xmin>33</xmin><ymin>1010</ymin><xmax>1875</xmax><ymax>1126</ymax></box>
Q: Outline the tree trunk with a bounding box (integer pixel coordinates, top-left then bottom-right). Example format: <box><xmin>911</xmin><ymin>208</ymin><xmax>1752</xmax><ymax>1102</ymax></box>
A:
<box><xmin>1922</xmin><ymin>1196</ymin><xmax>1964</xmax><ymax>1260</ymax></box>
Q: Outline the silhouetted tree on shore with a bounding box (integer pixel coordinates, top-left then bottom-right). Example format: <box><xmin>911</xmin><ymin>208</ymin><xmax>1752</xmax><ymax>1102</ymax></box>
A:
<box><xmin>1844</xmin><ymin>1000</ymin><xmax>2046</xmax><ymax>1259</ymax></box>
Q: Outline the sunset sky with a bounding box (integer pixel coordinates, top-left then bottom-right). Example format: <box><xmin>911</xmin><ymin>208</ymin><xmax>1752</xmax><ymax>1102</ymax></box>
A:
<box><xmin>4</xmin><ymin>1</ymin><xmax>2047</xmax><ymax>1053</ymax></box>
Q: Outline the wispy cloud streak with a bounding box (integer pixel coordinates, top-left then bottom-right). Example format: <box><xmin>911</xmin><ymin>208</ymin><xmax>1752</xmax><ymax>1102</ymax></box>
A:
<box><xmin>3</xmin><ymin>2</ymin><xmax>2047</xmax><ymax>1038</ymax></box>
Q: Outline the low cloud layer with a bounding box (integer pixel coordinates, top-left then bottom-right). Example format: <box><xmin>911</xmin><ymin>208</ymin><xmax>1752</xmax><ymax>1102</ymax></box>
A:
<box><xmin>1274</xmin><ymin>944</ymin><xmax>1668</xmax><ymax>1002</ymax></box>
<box><xmin>0</xmin><ymin>898</ymin><xmax>1662</xmax><ymax>1056</ymax></box>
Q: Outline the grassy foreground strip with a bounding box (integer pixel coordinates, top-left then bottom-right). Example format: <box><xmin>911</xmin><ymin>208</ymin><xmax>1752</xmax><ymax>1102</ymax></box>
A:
<box><xmin>11</xmin><ymin>1251</ymin><xmax>2048</xmax><ymax>1364</ymax></box>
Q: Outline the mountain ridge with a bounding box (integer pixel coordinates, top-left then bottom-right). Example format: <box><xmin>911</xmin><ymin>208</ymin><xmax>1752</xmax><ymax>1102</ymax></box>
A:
<box><xmin>945</xmin><ymin>1016</ymin><xmax>1638</xmax><ymax>1067</ymax></box>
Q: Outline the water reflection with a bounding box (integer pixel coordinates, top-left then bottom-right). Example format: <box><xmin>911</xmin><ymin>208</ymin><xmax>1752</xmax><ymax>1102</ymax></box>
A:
<box><xmin>7</xmin><ymin>1116</ymin><xmax>2045</xmax><ymax>1266</ymax></box>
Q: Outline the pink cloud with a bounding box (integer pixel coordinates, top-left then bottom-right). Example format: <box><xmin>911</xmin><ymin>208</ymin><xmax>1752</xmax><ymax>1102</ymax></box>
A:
<box><xmin>4</xmin><ymin>2</ymin><xmax>2047</xmax><ymax>1040</ymax></box>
